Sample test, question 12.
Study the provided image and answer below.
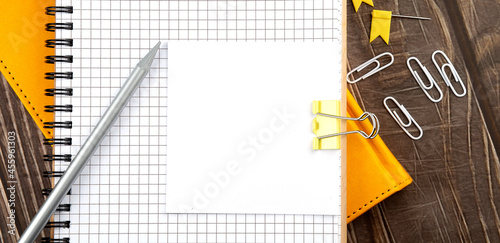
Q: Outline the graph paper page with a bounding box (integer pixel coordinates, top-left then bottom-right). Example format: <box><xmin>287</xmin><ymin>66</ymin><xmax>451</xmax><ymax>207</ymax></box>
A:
<box><xmin>54</xmin><ymin>1</ymin><xmax>343</xmax><ymax>242</ymax></box>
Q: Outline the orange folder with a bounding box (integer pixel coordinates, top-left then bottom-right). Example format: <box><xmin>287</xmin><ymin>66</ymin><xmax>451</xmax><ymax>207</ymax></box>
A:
<box><xmin>0</xmin><ymin>0</ymin><xmax>55</xmax><ymax>139</ymax></box>
<box><xmin>346</xmin><ymin>90</ymin><xmax>413</xmax><ymax>223</ymax></box>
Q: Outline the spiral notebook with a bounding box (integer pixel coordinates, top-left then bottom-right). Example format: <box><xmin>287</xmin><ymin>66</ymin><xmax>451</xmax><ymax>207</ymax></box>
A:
<box><xmin>46</xmin><ymin>0</ymin><xmax>345</xmax><ymax>242</ymax></box>
<box><xmin>1</xmin><ymin>1</ymin><xmax>57</xmax><ymax>242</ymax></box>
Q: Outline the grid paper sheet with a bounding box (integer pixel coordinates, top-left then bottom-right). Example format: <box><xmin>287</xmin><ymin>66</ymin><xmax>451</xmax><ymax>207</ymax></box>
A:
<box><xmin>53</xmin><ymin>1</ymin><xmax>343</xmax><ymax>242</ymax></box>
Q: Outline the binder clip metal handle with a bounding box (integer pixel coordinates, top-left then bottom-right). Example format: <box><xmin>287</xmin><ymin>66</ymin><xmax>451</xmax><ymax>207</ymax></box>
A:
<box><xmin>383</xmin><ymin>96</ymin><xmax>423</xmax><ymax>140</ymax></box>
<box><xmin>432</xmin><ymin>50</ymin><xmax>467</xmax><ymax>97</ymax></box>
<box><xmin>407</xmin><ymin>57</ymin><xmax>443</xmax><ymax>103</ymax></box>
<box><xmin>347</xmin><ymin>52</ymin><xmax>394</xmax><ymax>84</ymax></box>
<box><xmin>315</xmin><ymin>112</ymin><xmax>380</xmax><ymax>139</ymax></box>
<box><xmin>312</xmin><ymin>100</ymin><xmax>379</xmax><ymax>150</ymax></box>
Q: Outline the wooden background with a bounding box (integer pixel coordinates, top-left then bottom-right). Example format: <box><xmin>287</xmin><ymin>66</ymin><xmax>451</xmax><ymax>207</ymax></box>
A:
<box><xmin>0</xmin><ymin>73</ymin><xmax>52</xmax><ymax>242</ymax></box>
<box><xmin>346</xmin><ymin>0</ymin><xmax>500</xmax><ymax>242</ymax></box>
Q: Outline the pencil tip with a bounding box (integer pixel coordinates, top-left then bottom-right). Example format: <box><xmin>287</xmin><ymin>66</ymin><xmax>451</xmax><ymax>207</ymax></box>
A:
<box><xmin>138</xmin><ymin>41</ymin><xmax>161</xmax><ymax>69</ymax></box>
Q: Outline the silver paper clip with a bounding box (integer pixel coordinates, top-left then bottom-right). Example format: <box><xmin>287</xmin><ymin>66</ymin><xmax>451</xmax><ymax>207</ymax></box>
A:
<box><xmin>347</xmin><ymin>52</ymin><xmax>394</xmax><ymax>84</ymax></box>
<box><xmin>383</xmin><ymin>96</ymin><xmax>423</xmax><ymax>140</ymax></box>
<box><xmin>432</xmin><ymin>50</ymin><xmax>467</xmax><ymax>97</ymax></box>
<box><xmin>315</xmin><ymin>112</ymin><xmax>380</xmax><ymax>139</ymax></box>
<box><xmin>407</xmin><ymin>57</ymin><xmax>443</xmax><ymax>102</ymax></box>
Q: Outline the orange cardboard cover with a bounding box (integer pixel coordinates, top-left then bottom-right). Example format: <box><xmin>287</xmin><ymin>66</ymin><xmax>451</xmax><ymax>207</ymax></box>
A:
<box><xmin>346</xmin><ymin>90</ymin><xmax>412</xmax><ymax>223</ymax></box>
<box><xmin>0</xmin><ymin>0</ymin><xmax>55</xmax><ymax>138</ymax></box>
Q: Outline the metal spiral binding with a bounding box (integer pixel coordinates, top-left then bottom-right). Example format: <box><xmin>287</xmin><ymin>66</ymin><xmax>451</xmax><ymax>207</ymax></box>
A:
<box><xmin>43</xmin><ymin>121</ymin><xmax>73</xmax><ymax>129</ymax></box>
<box><xmin>44</xmin><ymin>88</ymin><xmax>73</xmax><ymax>96</ymax></box>
<box><xmin>45</xmin><ymin>72</ymin><xmax>73</xmax><ymax>80</ymax></box>
<box><xmin>43</xmin><ymin>5</ymin><xmax>74</xmax><ymax>238</ymax></box>
<box><xmin>43</xmin><ymin>138</ymin><xmax>72</xmax><ymax>145</ymax></box>
<box><xmin>56</xmin><ymin>204</ymin><xmax>72</xmax><ymax>212</ymax></box>
<box><xmin>45</xmin><ymin>23</ymin><xmax>73</xmax><ymax>32</ymax></box>
<box><xmin>45</xmin><ymin>55</ymin><xmax>73</xmax><ymax>64</ymax></box>
<box><xmin>43</xmin><ymin>171</ymin><xmax>65</xmax><ymax>178</ymax></box>
<box><xmin>44</xmin><ymin>105</ymin><xmax>73</xmax><ymax>112</ymax></box>
<box><xmin>43</xmin><ymin>154</ymin><xmax>72</xmax><ymax>162</ymax></box>
<box><xmin>45</xmin><ymin>39</ymin><xmax>73</xmax><ymax>48</ymax></box>
<box><xmin>44</xmin><ymin>221</ymin><xmax>70</xmax><ymax>228</ymax></box>
<box><xmin>45</xmin><ymin>6</ymin><xmax>73</xmax><ymax>15</ymax></box>
<box><xmin>42</xmin><ymin>237</ymin><xmax>70</xmax><ymax>243</ymax></box>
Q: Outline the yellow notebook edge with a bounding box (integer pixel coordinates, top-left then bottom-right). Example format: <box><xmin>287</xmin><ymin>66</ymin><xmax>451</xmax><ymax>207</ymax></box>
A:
<box><xmin>347</xmin><ymin>176</ymin><xmax>413</xmax><ymax>222</ymax></box>
<box><xmin>0</xmin><ymin>61</ymin><xmax>54</xmax><ymax>139</ymax></box>
<box><xmin>0</xmin><ymin>1</ymin><xmax>55</xmax><ymax>139</ymax></box>
<box><xmin>345</xmin><ymin>90</ymin><xmax>414</xmax><ymax>223</ymax></box>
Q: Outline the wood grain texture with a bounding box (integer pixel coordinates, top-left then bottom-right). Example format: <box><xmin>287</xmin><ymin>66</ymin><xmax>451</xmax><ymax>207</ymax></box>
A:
<box><xmin>346</xmin><ymin>0</ymin><xmax>500</xmax><ymax>242</ymax></box>
<box><xmin>0</xmin><ymin>72</ymin><xmax>52</xmax><ymax>243</ymax></box>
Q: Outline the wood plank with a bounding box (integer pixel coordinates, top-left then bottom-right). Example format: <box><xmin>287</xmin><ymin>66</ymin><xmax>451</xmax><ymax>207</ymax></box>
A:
<box><xmin>346</xmin><ymin>0</ymin><xmax>500</xmax><ymax>242</ymax></box>
<box><xmin>0</xmin><ymin>72</ymin><xmax>53</xmax><ymax>242</ymax></box>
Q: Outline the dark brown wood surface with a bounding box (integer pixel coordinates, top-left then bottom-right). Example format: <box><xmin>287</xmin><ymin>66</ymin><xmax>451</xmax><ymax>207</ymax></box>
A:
<box><xmin>346</xmin><ymin>0</ymin><xmax>500</xmax><ymax>242</ymax></box>
<box><xmin>0</xmin><ymin>72</ymin><xmax>52</xmax><ymax>243</ymax></box>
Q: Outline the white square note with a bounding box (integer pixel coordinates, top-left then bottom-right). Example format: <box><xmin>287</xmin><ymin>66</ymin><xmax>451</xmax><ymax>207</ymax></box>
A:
<box><xmin>166</xmin><ymin>42</ymin><xmax>341</xmax><ymax>215</ymax></box>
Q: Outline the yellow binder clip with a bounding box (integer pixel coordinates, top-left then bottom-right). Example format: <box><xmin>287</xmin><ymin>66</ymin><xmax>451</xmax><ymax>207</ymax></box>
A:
<box><xmin>312</xmin><ymin>100</ymin><xmax>380</xmax><ymax>150</ymax></box>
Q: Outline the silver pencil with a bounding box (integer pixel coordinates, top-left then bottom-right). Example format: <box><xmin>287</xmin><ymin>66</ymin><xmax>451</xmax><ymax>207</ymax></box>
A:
<box><xmin>18</xmin><ymin>41</ymin><xmax>161</xmax><ymax>243</ymax></box>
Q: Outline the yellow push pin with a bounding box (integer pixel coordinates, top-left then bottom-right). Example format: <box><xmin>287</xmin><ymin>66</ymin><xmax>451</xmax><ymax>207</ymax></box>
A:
<box><xmin>370</xmin><ymin>10</ymin><xmax>431</xmax><ymax>44</ymax></box>
<box><xmin>352</xmin><ymin>0</ymin><xmax>374</xmax><ymax>12</ymax></box>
